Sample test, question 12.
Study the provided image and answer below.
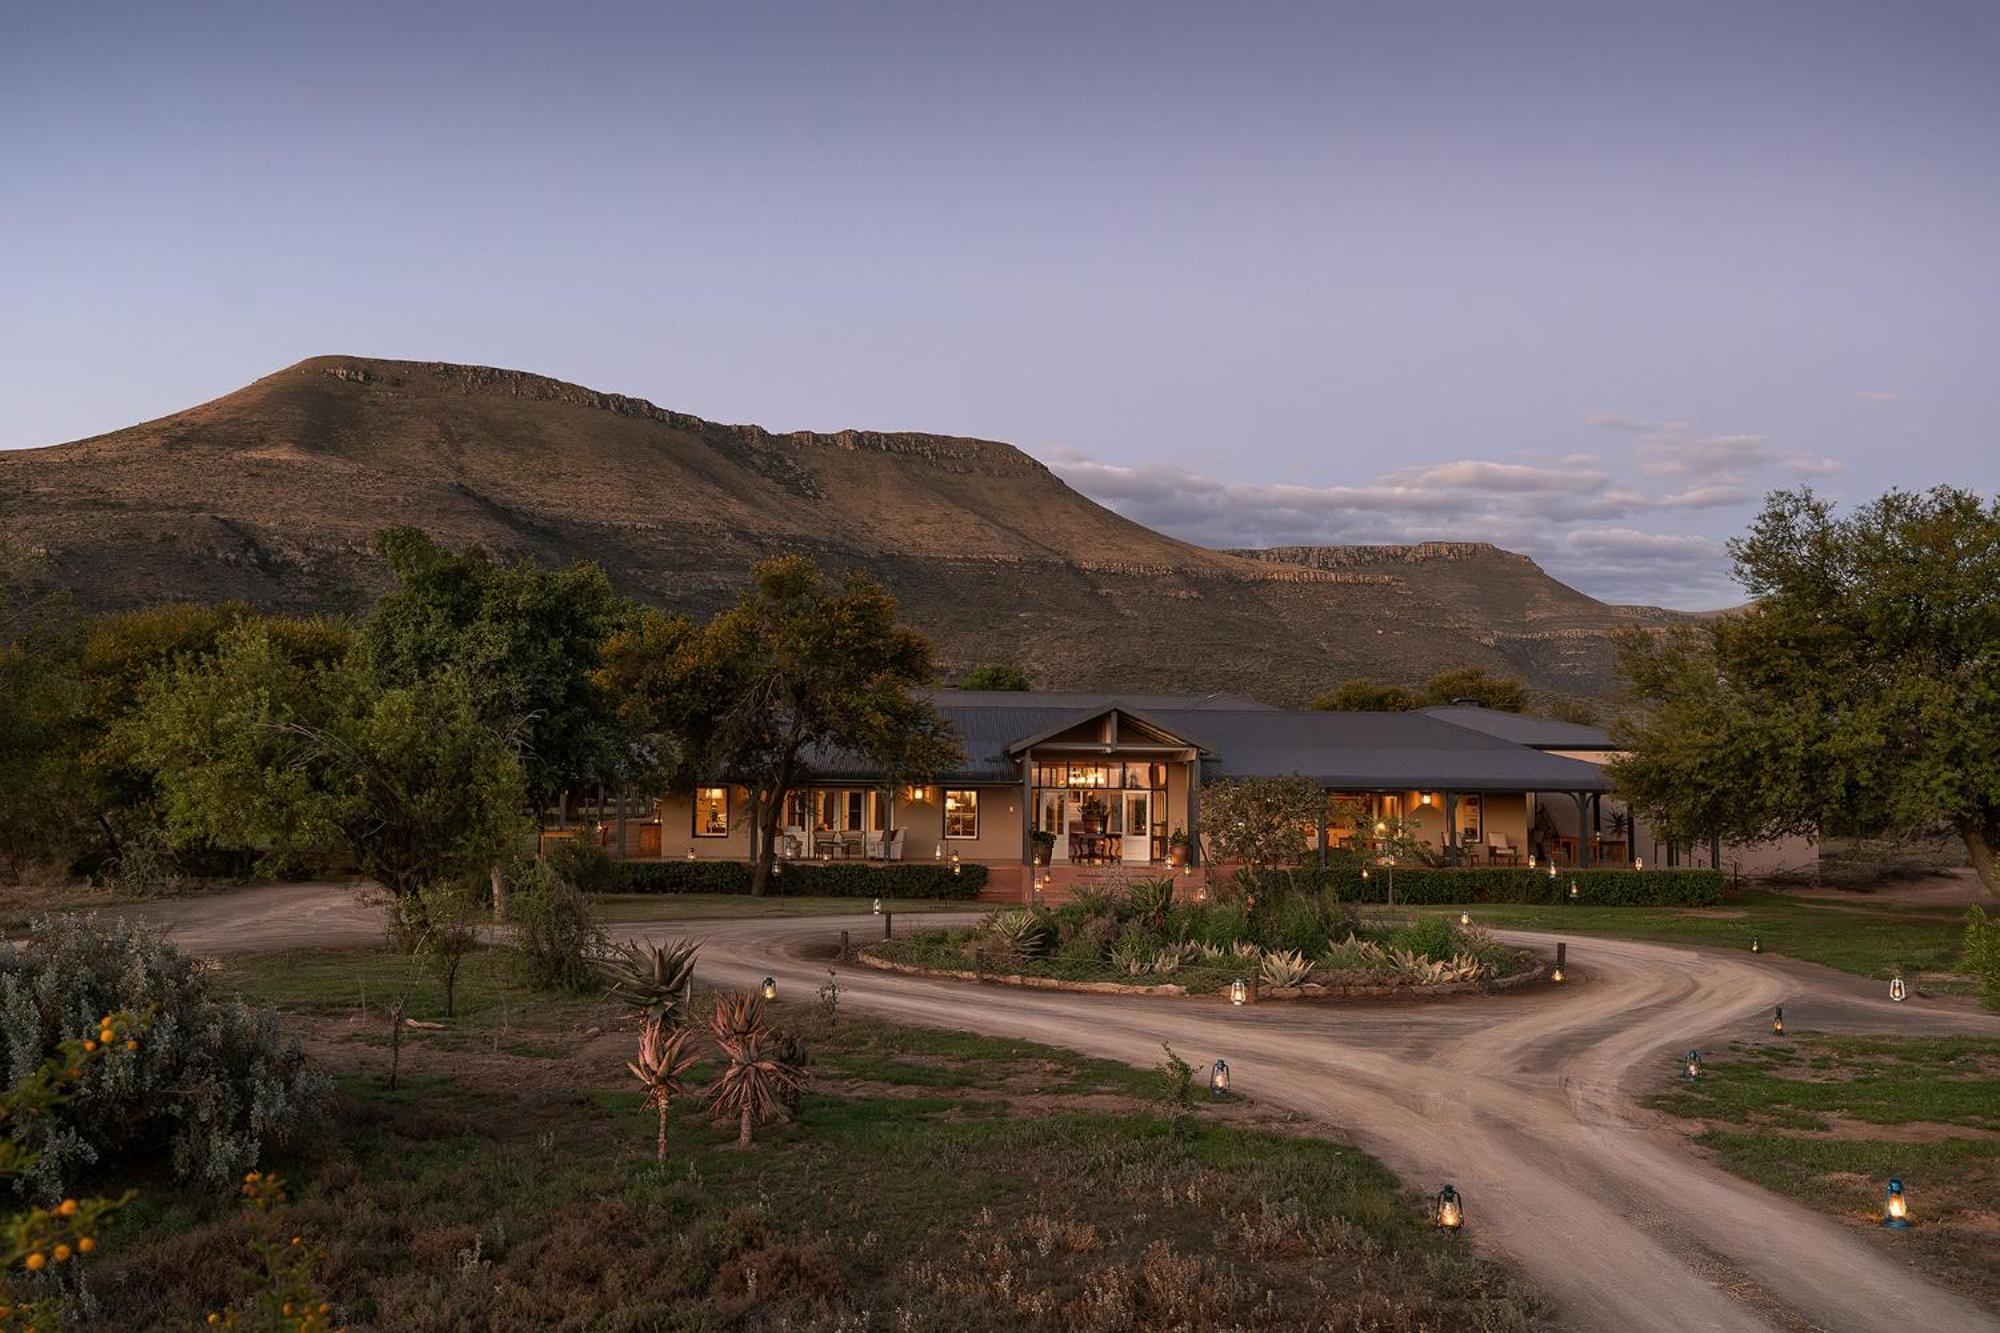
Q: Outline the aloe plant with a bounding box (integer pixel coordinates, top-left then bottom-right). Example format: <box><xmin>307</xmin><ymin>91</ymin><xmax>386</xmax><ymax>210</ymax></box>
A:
<box><xmin>977</xmin><ymin>909</ymin><xmax>1048</xmax><ymax>962</ymax></box>
<box><xmin>705</xmin><ymin>993</ymin><xmax>805</xmax><ymax>1148</ymax></box>
<box><xmin>600</xmin><ymin>936</ymin><xmax>701</xmax><ymax>1022</ymax></box>
<box><xmin>1258</xmin><ymin>948</ymin><xmax>1314</xmax><ymax>988</ymax></box>
<box><xmin>627</xmin><ymin>1014</ymin><xmax>701</xmax><ymax>1163</ymax></box>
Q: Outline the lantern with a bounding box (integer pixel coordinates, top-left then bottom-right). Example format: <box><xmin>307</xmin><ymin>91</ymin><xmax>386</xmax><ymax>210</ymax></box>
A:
<box><xmin>1209</xmin><ymin>1059</ymin><xmax>1230</xmax><ymax>1097</ymax></box>
<box><xmin>872</xmin><ymin>896</ymin><xmax>882</xmax><ymax>915</ymax></box>
<box><xmin>1882</xmin><ymin>1178</ymin><xmax>1910</xmax><ymax>1228</ymax></box>
<box><xmin>1684</xmin><ymin>1049</ymin><xmax>1702</xmax><ymax>1080</ymax></box>
<box><xmin>1230</xmin><ymin>978</ymin><xmax>1249</xmax><ymax>1006</ymax></box>
<box><xmin>1635</xmin><ymin>856</ymin><xmax>1644</xmax><ymax>871</ymax></box>
<box><xmin>1568</xmin><ymin>880</ymin><xmax>1580</xmax><ymax>901</ymax></box>
<box><xmin>1551</xmin><ymin>964</ymin><xmax>1565</xmax><ymax>983</ymax></box>
<box><xmin>1890</xmin><ymin>976</ymin><xmax>1907</xmax><ymax>1002</ymax></box>
<box><xmin>1434</xmin><ymin>1184</ymin><xmax>1464</xmax><ymax>1233</ymax></box>
<box><xmin>1195</xmin><ymin>883</ymin><xmax>1209</xmax><ymax>904</ymax></box>
<box><xmin>1547</xmin><ymin>863</ymin><xmax>1558</xmax><ymax>880</ymax></box>
<box><xmin>1773</xmin><ymin>1005</ymin><xmax>1784</xmax><ymax>1035</ymax></box>
<box><xmin>761</xmin><ymin>976</ymin><xmax>777</xmax><ymax>1001</ymax></box>
<box><xmin>1528</xmin><ymin>853</ymin><xmax>1537</xmax><ymax>869</ymax></box>
<box><xmin>1180</xmin><ymin>862</ymin><xmax>1192</xmax><ymax>878</ymax></box>
<box><xmin>934</xmin><ymin>844</ymin><xmax>944</xmax><ymax>861</ymax></box>
<box><xmin>1750</xmin><ymin>936</ymin><xmax>1761</xmax><ymax>954</ymax></box>
<box><xmin>686</xmin><ymin>847</ymin><xmax>697</xmax><ymax>862</ymax></box>
<box><xmin>1459</xmin><ymin>911</ymin><xmax>1471</xmax><ymax>927</ymax></box>
<box><xmin>1374</xmin><ymin>821</ymin><xmax>1387</xmax><ymax>835</ymax></box>
<box><xmin>1420</xmin><ymin>792</ymin><xmax>1433</xmax><ymax>806</ymax></box>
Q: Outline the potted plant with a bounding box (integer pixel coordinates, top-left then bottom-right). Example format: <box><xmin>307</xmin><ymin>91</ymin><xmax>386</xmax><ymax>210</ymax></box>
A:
<box><xmin>1030</xmin><ymin>829</ymin><xmax>1056</xmax><ymax>865</ymax></box>
<box><xmin>1167</xmin><ymin>829</ymin><xmax>1191</xmax><ymax>867</ymax></box>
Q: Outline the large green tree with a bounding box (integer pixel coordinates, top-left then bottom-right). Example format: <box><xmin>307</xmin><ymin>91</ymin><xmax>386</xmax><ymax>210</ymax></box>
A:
<box><xmin>361</xmin><ymin>528</ymin><xmax>630</xmax><ymax>805</ymax></box>
<box><xmin>127</xmin><ymin>623</ymin><xmax>525</xmax><ymax>896</ymax></box>
<box><xmin>598</xmin><ymin>556</ymin><xmax>959</xmax><ymax>895</ymax></box>
<box><xmin>1312</xmin><ymin>667</ymin><xmax>1529</xmax><ymax>714</ymax></box>
<box><xmin>1612</xmin><ymin>487</ymin><xmax>2000</xmax><ymax>896</ymax></box>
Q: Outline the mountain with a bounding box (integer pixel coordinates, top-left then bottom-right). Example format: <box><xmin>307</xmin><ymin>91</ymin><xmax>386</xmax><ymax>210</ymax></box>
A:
<box><xmin>0</xmin><ymin>356</ymin><xmax>1682</xmax><ymax>702</ymax></box>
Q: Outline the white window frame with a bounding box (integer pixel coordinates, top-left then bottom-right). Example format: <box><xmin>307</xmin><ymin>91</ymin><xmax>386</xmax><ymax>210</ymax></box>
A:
<box><xmin>944</xmin><ymin>788</ymin><xmax>980</xmax><ymax>840</ymax></box>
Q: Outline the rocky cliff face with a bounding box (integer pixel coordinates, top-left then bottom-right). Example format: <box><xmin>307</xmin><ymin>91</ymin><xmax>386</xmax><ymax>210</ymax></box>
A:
<box><xmin>0</xmin><ymin>356</ymin><xmax>1682</xmax><ymax>701</ymax></box>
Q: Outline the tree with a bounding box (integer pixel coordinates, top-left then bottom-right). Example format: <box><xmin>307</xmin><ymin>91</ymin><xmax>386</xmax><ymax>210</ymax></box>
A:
<box><xmin>1199</xmin><ymin>775</ymin><xmax>1327</xmax><ymax>894</ymax></box>
<box><xmin>360</xmin><ymin>528</ymin><xmax>631</xmax><ymax>806</ymax></box>
<box><xmin>597</xmin><ymin>557</ymin><xmax>960</xmax><ymax>895</ymax></box>
<box><xmin>1312</xmin><ymin>668</ymin><xmax>1531</xmax><ymax>713</ymax></box>
<box><xmin>411</xmin><ymin>882</ymin><xmax>481</xmax><ymax>1016</ymax></box>
<box><xmin>1312</xmin><ymin>679</ymin><xmax>1420</xmax><ymax>711</ymax></box>
<box><xmin>1418</xmin><ymin>667</ymin><xmax>1529</xmax><ymax>713</ymax></box>
<box><xmin>628</xmin><ymin>1015</ymin><xmax>701</xmax><ymax>1164</ymax></box>
<box><xmin>704</xmin><ymin>993</ymin><xmax>803</xmax><ymax>1148</ymax></box>
<box><xmin>1612</xmin><ymin>487</ymin><xmax>2000</xmax><ymax>897</ymax></box>
<box><xmin>128</xmin><ymin>624</ymin><xmax>526</xmax><ymax>897</ymax></box>
<box><xmin>958</xmin><ymin>663</ymin><xmax>1032</xmax><ymax>691</ymax></box>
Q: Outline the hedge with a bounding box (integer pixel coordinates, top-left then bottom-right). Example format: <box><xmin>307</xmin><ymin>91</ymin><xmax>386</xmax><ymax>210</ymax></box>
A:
<box><xmin>608</xmin><ymin>859</ymin><xmax>986</xmax><ymax>899</ymax></box>
<box><xmin>1241</xmin><ymin>864</ymin><xmax>1724</xmax><ymax>907</ymax></box>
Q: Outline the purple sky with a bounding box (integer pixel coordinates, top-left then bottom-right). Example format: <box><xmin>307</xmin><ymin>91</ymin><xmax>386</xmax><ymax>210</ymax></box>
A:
<box><xmin>4</xmin><ymin>1</ymin><xmax>1995</xmax><ymax>607</ymax></box>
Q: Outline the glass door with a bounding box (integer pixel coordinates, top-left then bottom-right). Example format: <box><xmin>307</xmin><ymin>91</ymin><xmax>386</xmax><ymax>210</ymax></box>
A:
<box><xmin>1122</xmin><ymin>792</ymin><xmax>1151</xmax><ymax>864</ymax></box>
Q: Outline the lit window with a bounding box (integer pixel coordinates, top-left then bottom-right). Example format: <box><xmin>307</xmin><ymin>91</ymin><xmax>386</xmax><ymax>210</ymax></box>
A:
<box><xmin>694</xmin><ymin>787</ymin><xmax>729</xmax><ymax>837</ymax></box>
<box><xmin>944</xmin><ymin>789</ymin><xmax>979</xmax><ymax>839</ymax></box>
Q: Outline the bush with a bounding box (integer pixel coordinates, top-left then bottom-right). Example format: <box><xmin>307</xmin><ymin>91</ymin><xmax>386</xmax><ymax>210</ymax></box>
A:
<box><xmin>1241</xmin><ymin>865</ymin><xmax>1724</xmax><ymax>906</ymax></box>
<box><xmin>507</xmin><ymin>862</ymin><xmax>605</xmax><ymax>992</ymax></box>
<box><xmin>0</xmin><ymin>916</ymin><xmax>325</xmax><ymax>1200</ymax></box>
<box><xmin>543</xmin><ymin>839</ymin><xmax>617</xmax><ymax>892</ymax></box>
<box><xmin>608</xmin><ymin>859</ymin><xmax>984</xmax><ymax>899</ymax></box>
<box><xmin>1963</xmin><ymin>906</ymin><xmax>2000</xmax><ymax>1012</ymax></box>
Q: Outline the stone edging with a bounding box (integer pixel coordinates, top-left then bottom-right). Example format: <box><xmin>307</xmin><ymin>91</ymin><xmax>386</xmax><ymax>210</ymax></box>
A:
<box><xmin>856</xmin><ymin>946</ymin><xmax>1551</xmax><ymax>1001</ymax></box>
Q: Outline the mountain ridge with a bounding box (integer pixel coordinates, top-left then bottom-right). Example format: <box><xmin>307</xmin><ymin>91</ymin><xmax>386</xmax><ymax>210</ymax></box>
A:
<box><xmin>0</xmin><ymin>355</ymin><xmax>1683</xmax><ymax>701</ymax></box>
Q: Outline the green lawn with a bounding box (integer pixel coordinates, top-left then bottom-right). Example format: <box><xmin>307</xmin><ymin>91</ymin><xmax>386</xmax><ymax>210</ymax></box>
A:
<box><xmin>123</xmin><ymin>944</ymin><xmax>1545</xmax><ymax>1330</ymax></box>
<box><xmin>593</xmin><ymin>892</ymin><xmax>974</xmax><ymax>922</ymax></box>
<box><xmin>1414</xmin><ymin>889</ymin><xmax>1970</xmax><ymax>979</ymax></box>
<box><xmin>1644</xmin><ymin>1032</ymin><xmax>2000</xmax><ymax>1307</ymax></box>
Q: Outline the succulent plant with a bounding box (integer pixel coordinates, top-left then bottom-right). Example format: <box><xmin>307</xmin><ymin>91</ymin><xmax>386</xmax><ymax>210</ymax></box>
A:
<box><xmin>600</xmin><ymin>936</ymin><xmax>701</xmax><ymax>1022</ymax></box>
<box><xmin>1258</xmin><ymin>948</ymin><xmax>1315</xmax><ymax>988</ymax></box>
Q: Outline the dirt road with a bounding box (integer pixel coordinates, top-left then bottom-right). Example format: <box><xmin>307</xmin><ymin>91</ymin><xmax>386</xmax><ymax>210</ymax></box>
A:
<box><xmin>122</xmin><ymin>885</ymin><xmax>1998</xmax><ymax>1332</ymax></box>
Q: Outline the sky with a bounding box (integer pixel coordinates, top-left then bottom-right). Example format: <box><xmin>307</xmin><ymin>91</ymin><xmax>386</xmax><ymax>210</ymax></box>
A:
<box><xmin>3</xmin><ymin>1</ymin><xmax>1995</xmax><ymax>608</ymax></box>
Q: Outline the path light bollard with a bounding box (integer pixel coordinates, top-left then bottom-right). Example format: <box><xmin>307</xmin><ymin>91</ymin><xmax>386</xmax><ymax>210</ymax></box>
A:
<box><xmin>1773</xmin><ymin>1005</ymin><xmax>1784</xmax><ymax>1036</ymax></box>
<box><xmin>1434</xmin><ymin>1184</ymin><xmax>1464</xmax><ymax>1234</ymax></box>
<box><xmin>1882</xmin><ymin>1178</ymin><xmax>1911</xmax><ymax>1229</ymax></box>
<box><xmin>839</xmin><ymin>930</ymin><xmax>851</xmax><ymax>963</ymax></box>
<box><xmin>884</xmin><ymin>911</ymin><xmax>893</xmax><ymax>940</ymax></box>
<box><xmin>1552</xmin><ymin>941</ymin><xmax>1567</xmax><ymax>982</ymax></box>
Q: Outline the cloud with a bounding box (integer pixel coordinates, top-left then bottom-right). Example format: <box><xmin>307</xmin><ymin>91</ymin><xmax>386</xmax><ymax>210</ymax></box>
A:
<box><xmin>1854</xmin><ymin>390</ymin><xmax>1907</xmax><ymax>406</ymax></box>
<box><xmin>1586</xmin><ymin>411</ymin><xmax>1842</xmax><ymax>482</ymax></box>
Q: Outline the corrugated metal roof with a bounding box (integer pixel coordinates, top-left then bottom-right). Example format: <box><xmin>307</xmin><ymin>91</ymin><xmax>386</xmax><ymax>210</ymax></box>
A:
<box><xmin>1420</xmin><ymin>705</ymin><xmax>1615</xmax><ymax>750</ymax></box>
<box><xmin>800</xmin><ymin>696</ymin><xmax>1612</xmax><ymax>792</ymax></box>
<box><xmin>928</xmin><ymin>689</ymin><xmax>1275</xmax><ymax>711</ymax></box>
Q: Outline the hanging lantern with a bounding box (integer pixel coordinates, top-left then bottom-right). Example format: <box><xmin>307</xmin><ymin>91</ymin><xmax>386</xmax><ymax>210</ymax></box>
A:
<box><xmin>1547</xmin><ymin>863</ymin><xmax>1558</xmax><ymax>880</ymax></box>
<box><xmin>1209</xmin><ymin>1059</ymin><xmax>1230</xmax><ymax>1097</ymax></box>
<box><xmin>872</xmin><ymin>896</ymin><xmax>882</xmax><ymax>915</ymax></box>
<box><xmin>1230</xmin><ymin>978</ymin><xmax>1249</xmax><ymax>1006</ymax></box>
<box><xmin>1890</xmin><ymin>976</ymin><xmax>1907</xmax><ymax>1002</ymax></box>
<box><xmin>761</xmin><ymin>976</ymin><xmax>778</xmax><ymax>1001</ymax></box>
<box><xmin>1459</xmin><ymin>911</ymin><xmax>1471</xmax><ymax>927</ymax></box>
<box><xmin>1434</xmin><ymin>1184</ymin><xmax>1464</xmax><ymax>1233</ymax></box>
<box><xmin>1684</xmin><ymin>1049</ymin><xmax>1703</xmax><ymax>1080</ymax></box>
<box><xmin>1882</xmin><ymin>1178</ymin><xmax>1911</xmax><ymax>1229</ymax></box>
<box><xmin>1773</xmin><ymin>1005</ymin><xmax>1784</xmax><ymax>1035</ymax></box>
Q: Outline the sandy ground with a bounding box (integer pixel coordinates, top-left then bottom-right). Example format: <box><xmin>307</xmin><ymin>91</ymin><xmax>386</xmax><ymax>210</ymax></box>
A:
<box><xmin>118</xmin><ymin>882</ymin><xmax>2000</xmax><ymax>1332</ymax></box>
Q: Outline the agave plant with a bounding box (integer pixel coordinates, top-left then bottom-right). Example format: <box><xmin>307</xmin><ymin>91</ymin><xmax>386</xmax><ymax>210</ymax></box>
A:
<box><xmin>1109</xmin><ymin>936</ymin><xmax>1153</xmax><ymax>976</ymax></box>
<box><xmin>601</xmin><ymin>936</ymin><xmax>700</xmax><ymax>1023</ymax></box>
<box><xmin>1229</xmin><ymin>939</ymin><xmax>1262</xmax><ymax>960</ymax></box>
<box><xmin>1258</xmin><ymin>948</ymin><xmax>1315</xmax><ymax>988</ymax></box>
<box><xmin>1125</xmin><ymin>877</ymin><xmax>1175</xmax><ymax>926</ymax></box>
<box><xmin>628</xmin><ymin>1014</ymin><xmax>701</xmax><ymax>1163</ymax></box>
<box><xmin>979</xmin><ymin>909</ymin><xmax>1048</xmax><ymax>962</ymax></box>
<box><xmin>1149</xmin><ymin>947</ymin><xmax>1184</xmax><ymax>976</ymax></box>
<box><xmin>705</xmin><ymin>993</ymin><xmax>805</xmax><ymax>1148</ymax></box>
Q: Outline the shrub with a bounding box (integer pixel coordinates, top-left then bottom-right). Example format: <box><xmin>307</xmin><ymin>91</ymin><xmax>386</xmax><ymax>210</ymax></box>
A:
<box><xmin>609</xmin><ymin>860</ymin><xmax>984</xmax><ymax>899</ymax></box>
<box><xmin>543</xmin><ymin>839</ymin><xmax>617</xmax><ymax>892</ymax></box>
<box><xmin>1243</xmin><ymin>865</ymin><xmax>1724</xmax><ymax>906</ymax></box>
<box><xmin>0</xmin><ymin>916</ymin><xmax>325</xmax><ymax>1200</ymax></box>
<box><xmin>507</xmin><ymin>862</ymin><xmax>605</xmax><ymax>992</ymax></box>
<box><xmin>1963</xmin><ymin>906</ymin><xmax>2000</xmax><ymax>1012</ymax></box>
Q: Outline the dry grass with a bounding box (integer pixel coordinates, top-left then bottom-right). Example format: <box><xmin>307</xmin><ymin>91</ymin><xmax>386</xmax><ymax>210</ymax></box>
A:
<box><xmin>85</xmin><ymin>945</ymin><xmax>1547</xmax><ymax>1330</ymax></box>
